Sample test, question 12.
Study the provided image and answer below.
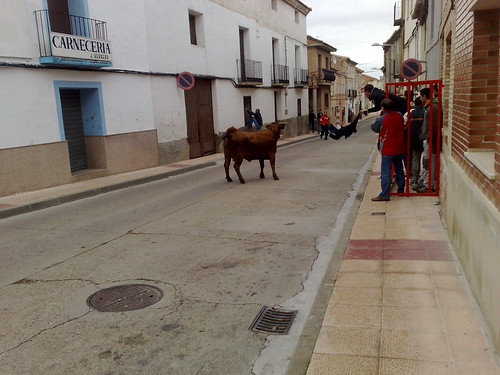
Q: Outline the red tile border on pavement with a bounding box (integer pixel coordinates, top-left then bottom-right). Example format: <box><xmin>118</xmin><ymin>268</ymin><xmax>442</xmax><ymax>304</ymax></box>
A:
<box><xmin>344</xmin><ymin>239</ymin><xmax>453</xmax><ymax>261</ymax></box>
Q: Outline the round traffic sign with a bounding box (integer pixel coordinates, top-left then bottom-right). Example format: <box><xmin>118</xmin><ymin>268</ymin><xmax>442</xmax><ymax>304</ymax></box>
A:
<box><xmin>400</xmin><ymin>59</ymin><xmax>422</xmax><ymax>80</ymax></box>
<box><xmin>177</xmin><ymin>71</ymin><xmax>195</xmax><ymax>90</ymax></box>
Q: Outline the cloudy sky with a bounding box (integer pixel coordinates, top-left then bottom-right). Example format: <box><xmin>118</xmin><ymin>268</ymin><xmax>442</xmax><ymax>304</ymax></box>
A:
<box><xmin>304</xmin><ymin>0</ymin><xmax>400</xmax><ymax>79</ymax></box>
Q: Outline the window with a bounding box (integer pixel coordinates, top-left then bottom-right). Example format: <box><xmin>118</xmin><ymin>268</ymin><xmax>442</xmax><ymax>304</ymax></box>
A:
<box><xmin>188</xmin><ymin>11</ymin><xmax>204</xmax><ymax>46</ymax></box>
<box><xmin>295</xmin><ymin>10</ymin><xmax>299</xmax><ymax>23</ymax></box>
<box><xmin>271</xmin><ymin>0</ymin><xmax>277</xmax><ymax>11</ymax></box>
<box><xmin>189</xmin><ymin>14</ymin><xmax>197</xmax><ymax>45</ymax></box>
<box><xmin>297</xmin><ymin>99</ymin><xmax>302</xmax><ymax>116</ymax></box>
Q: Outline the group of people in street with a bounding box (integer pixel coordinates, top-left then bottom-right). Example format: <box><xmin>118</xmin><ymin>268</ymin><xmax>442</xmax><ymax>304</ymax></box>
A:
<box><xmin>244</xmin><ymin>81</ymin><xmax>440</xmax><ymax>201</ymax></box>
<box><xmin>364</xmin><ymin>83</ymin><xmax>442</xmax><ymax>201</ymax></box>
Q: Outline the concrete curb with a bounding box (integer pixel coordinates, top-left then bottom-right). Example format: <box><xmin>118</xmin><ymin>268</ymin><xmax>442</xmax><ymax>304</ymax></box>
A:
<box><xmin>0</xmin><ymin>162</ymin><xmax>216</xmax><ymax>220</ymax></box>
<box><xmin>0</xmin><ymin>134</ymin><xmax>318</xmax><ymax>220</ymax></box>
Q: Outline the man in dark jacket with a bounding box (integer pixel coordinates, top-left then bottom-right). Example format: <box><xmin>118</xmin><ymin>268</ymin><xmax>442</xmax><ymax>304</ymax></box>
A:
<box><xmin>363</xmin><ymin>84</ymin><xmax>408</xmax><ymax>115</ymax></box>
<box><xmin>370</xmin><ymin>99</ymin><xmax>406</xmax><ymax>201</ymax></box>
<box><xmin>415</xmin><ymin>87</ymin><xmax>442</xmax><ymax>192</ymax></box>
<box><xmin>308</xmin><ymin>110</ymin><xmax>316</xmax><ymax>133</ymax></box>
<box><xmin>409</xmin><ymin>97</ymin><xmax>425</xmax><ymax>187</ymax></box>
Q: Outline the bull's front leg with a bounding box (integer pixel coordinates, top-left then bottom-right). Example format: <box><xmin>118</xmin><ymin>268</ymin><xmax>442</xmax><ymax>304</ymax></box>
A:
<box><xmin>233</xmin><ymin>159</ymin><xmax>245</xmax><ymax>184</ymax></box>
<box><xmin>269</xmin><ymin>153</ymin><xmax>279</xmax><ymax>180</ymax></box>
<box><xmin>259</xmin><ymin>158</ymin><xmax>265</xmax><ymax>179</ymax></box>
<box><xmin>224</xmin><ymin>155</ymin><xmax>233</xmax><ymax>182</ymax></box>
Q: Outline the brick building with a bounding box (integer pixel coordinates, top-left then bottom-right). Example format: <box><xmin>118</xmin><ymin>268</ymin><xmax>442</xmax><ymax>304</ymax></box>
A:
<box><xmin>440</xmin><ymin>0</ymin><xmax>499</xmax><ymax>351</ymax></box>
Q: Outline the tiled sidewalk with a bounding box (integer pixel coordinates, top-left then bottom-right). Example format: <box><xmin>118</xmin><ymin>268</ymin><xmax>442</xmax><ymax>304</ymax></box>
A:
<box><xmin>305</xmin><ymin>155</ymin><xmax>500</xmax><ymax>375</ymax></box>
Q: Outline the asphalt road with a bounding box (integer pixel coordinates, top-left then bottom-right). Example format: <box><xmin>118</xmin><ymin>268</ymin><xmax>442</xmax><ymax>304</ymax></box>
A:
<box><xmin>0</xmin><ymin>117</ymin><xmax>377</xmax><ymax>375</ymax></box>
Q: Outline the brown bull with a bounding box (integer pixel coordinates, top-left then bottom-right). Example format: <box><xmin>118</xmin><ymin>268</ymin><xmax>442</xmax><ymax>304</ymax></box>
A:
<box><xmin>223</xmin><ymin>122</ymin><xmax>286</xmax><ymax>184</ymax></box>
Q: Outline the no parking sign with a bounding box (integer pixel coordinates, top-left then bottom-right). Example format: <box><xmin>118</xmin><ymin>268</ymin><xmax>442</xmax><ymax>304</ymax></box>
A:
<box><xmin>177</xmin><ymin>72</ymin><xmax>195</xmax><ymax>90</ymax></box>
<box><xmin>400</xmin><ymin>59</ymin><xmax>422</xmax><ymax>80</ymax></box>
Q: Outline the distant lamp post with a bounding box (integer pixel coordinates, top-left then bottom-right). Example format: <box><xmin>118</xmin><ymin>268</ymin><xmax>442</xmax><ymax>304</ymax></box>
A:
<box><xmin>371</xmin><ymin>43</ymin><xmax>395</xmax><ymax>47</ymax></box>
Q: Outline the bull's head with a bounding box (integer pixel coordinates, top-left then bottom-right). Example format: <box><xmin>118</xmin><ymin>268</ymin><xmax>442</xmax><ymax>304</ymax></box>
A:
<box><xmin>266</xmin><ymin>122</ymin><xmax>286</xmax><ymax>139</ymax></box>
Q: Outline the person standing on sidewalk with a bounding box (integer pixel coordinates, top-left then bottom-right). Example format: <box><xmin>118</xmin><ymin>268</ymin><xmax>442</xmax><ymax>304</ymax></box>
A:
<box><xmin>319</xmin><ymin>112</ymin><xmax>330</xmax><ymax>140</ymax></box>
<box><xmin>415</xmin><ymin>87</ymin><xmax>442</xmax><ymax>192</ymax></box>
<box><xmin>409</xmin><ymin>97</ymin><xmax>425</xmax><ymax>188</ymax></box>
<box><xmin>370</xmin><ymin>99</ymin><xmax>406</xmax><ymax>201</ymax></box>
<box><xmin>254</xmin><ymin>109</ymin><xmax>263</xmax><ymax>130</ymax></box>
<box><xmin>308</xmin><ymin>110</ymin><xmax>316</xmax><ymax>133</ymax></box>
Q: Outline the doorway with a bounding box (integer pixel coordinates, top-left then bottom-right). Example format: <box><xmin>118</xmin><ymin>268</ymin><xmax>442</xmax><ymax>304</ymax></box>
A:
<box><xmin>184</xmin><ymin>79</ymin><xmax>216</xmax><ymax>158</ymax></box>
<box><xmin>60</xmin><ymin>89</ymin><xmax>88</xmax><ymax>172</ymax></box>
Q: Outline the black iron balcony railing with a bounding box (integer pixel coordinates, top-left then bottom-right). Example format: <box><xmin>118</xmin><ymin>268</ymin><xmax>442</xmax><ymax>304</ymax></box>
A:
<box><xmin>347</xmin><ymin>89</ymin><xmax>358</xmax><ymax>98</ymax></box>
<box><xmin>271</xmin><ymin>64</ymin><xmax>289</xmax><ymax>85</ymax></box>
<box><xmin>236</xmin><ymin>59</ymin><xmax>263</xmax><ymax>85</ymax></box>
<box><xmin>34</xmin><ymin>9</ymin><xmax>108</xmax><ymax>58</ymax></box>
<box><xmin>294</xmin><ymin>68</ymin><xmax>308</xmax><ymax>86</ymax></box>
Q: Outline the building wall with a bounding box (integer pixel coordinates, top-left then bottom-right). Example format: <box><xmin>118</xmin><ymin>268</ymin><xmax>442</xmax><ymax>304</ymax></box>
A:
<box><xmin>0</xmin><ymin>0</ymin><xmax>310</xmax><ymax>195</ymax></box>
<box><xmin>440</xmin><ymin>0</ymin><xmax>500</xmax><ymax>351</ymax></box>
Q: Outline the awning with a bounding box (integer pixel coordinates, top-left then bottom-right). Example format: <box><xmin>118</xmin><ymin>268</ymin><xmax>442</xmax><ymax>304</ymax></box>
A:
<box><xmin>322</xmin><ymin>69</ymin><xmax>336</xmax><ymax>82</ymax></box>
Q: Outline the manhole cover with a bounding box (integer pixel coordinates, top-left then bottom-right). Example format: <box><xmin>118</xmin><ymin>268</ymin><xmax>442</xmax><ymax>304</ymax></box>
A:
<box><xmin>87</xmin><ymin>284</ymin><xmax>163</xmax><ymax>312</ymax></box>
<box><xmin>249</xmin><ymin>307</ymin><xmax>297</xmax><ymax>335</ymax></box>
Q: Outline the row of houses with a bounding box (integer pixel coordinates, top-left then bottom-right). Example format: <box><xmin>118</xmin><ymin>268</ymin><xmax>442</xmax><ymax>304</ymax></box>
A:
<box><xmin>378</xmin><ymin>0</ymin><xmax>499</xmax><ymax>353</ymax></box>
<box><xmin>306</xmin><ymin>35</ymin><xmax>380</xmax><ymax>127</ymax></box>
<box><xmin>1</xmin><ymin>0</ymin><xmax>380</xmax><ymax>198</ymax></box>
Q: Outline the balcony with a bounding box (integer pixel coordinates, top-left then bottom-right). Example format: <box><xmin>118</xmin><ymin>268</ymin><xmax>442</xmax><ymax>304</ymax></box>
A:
<box><xmin>294</xmin><ymin>68</ymin><xmax>308</xmax><ymax>87</ymax></box>
<box><xmin>347</xmin><ymin>89</ymin><xmax>358</xmax><ymax>98</ymax></box>
<box><xmin>271</xmin><ymin>64</ymin><xmax>289</xmax><ymax>86</ymax></box>
<box><xmin>34</xmin><ymin>9</ymin><xmax>112</xmax><ymax>67</ymax></box>
<box><xmin>236</xmin><ymin>59</ymin><xmax>263</xmax><ymax>85</ymax></box>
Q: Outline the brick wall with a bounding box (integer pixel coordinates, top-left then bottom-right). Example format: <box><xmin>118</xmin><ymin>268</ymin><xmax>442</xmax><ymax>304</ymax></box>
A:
<box><xmin>449</xmin><ymin>1</ymin><xmax>499</xmax><ymax>207</ymax></box>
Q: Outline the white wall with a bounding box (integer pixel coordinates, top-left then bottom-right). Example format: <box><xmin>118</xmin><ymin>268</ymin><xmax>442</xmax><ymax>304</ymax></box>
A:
<box><xmin>1</xmin><ymin>0</ymin><xmax>308</xmax><ymax>150</ymax></box>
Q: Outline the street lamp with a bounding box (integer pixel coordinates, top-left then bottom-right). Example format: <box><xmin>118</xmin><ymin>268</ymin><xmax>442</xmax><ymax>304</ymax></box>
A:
<box><xmin>371</xmin><ymin>43</ymin><xmax>395</xmax><ymax>47</ymax></box>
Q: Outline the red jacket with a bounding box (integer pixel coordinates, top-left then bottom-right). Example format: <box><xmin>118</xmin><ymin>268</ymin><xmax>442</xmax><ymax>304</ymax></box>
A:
<box><xmin>319</xmin><ymin>114</ymin><xmax>330</xmax><ymax>125</ymax></box>
<box><xmin>378</xmin><ymin>110</ymin><xmax>405</xmax><ymax>155</ymax></box>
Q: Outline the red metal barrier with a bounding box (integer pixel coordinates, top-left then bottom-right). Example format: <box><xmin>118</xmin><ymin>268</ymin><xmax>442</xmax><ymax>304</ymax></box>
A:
<box><xmin>385</xmin><ymin>80</ymin><xmax>442</xmax><ymax>197</ymax></box>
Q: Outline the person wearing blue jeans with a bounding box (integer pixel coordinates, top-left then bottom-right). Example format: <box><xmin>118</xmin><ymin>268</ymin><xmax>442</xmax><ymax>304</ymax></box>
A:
<box><xmin>380</xmin><ymin>154</ymin><xmax>405</xmax><ymax>198</ymax></box>
<box><xmin>370</xmin><ymin>98</ymin><xmax>406</xmax><ymax>201</ymax></box>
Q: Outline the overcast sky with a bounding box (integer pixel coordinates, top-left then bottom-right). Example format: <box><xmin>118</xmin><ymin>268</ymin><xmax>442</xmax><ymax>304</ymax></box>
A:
<box><xmin>304</xmin><ymin>0</ymin><xmax>399</xmax><ymax>79</ymax></box>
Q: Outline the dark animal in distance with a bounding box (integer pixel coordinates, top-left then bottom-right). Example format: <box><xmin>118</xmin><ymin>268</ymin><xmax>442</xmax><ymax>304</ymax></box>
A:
<box><xmin>223</xmin><ymin>122</ymin><xmax>286</xmax><ymax>184</ymax></box>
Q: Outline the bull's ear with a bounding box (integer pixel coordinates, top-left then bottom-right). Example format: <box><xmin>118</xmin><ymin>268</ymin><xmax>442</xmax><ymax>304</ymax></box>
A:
<box><xmin>266</xmin><ymin>124</ymin><xmax>270</xmax><ymax>129</ymax></box>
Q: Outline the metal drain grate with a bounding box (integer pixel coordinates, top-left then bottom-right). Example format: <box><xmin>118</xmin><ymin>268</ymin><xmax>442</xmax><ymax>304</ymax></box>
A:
<box><xmin>87</xmin><ymin>284</ymin><xmax>163</xmax><ymax>312</ymax></box>
<box><xmin>249</xmin><ymin>307</ymin><xmax>297</xmax><ymax>334</ymax></box>
<box><xmin>371</xmin><ymin>211</ymin><xmax>386</xmax><ymax>216</ymax></box>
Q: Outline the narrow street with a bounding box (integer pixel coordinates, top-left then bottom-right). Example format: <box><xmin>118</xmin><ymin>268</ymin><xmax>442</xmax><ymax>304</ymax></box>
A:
<box><xmin>0</xmin><ymin>118</ymin><xmax>376</xmax><ymax>375</ymax></box>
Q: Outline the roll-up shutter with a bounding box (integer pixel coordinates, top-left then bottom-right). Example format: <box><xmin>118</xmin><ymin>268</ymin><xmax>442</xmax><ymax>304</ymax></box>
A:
<box><xmin>60</xmin><ymin>89</ymin><xmax>88</xmax><ymax>172</ymax></box>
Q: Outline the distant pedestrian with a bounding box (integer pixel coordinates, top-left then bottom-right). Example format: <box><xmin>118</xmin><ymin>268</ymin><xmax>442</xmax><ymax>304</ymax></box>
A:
<box><xmin>319</xmin><ymin>112</ymin><xmax>330</xmax><ymax>140</ymax></box>
<box><xmin>254</xmin><ymin>109</ymin><xmax>263</xmax><ymax>130</ymax></box>
<box><xmin>245</xmin><ymin>108</ymin><xmax>258</xmax><ymax>128</ymax></box>
<box><xmin>370</xmin><ymin>99</ymin><xmax>406</xmax><ymax>201</ymax></box>
<box><xmin>308</xmin><ymin>110</ymin><xmax>316</xmax><ymax>133</ymax></box>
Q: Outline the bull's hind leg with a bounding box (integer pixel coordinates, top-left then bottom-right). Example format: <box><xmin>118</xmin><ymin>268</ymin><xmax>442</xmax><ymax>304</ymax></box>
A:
<box><xmin>259</xmin><ymin>158</ymin><xmax>265</xmax><ymax>179</ymax></box>
<box><xmin>233</xmin><ymin>159</ymin><xmax>245</xmax><ymax>184</ymax></box>
<box><xmin>269</xmin><ymin>153</ymin><xmax>279</xmax><ymax>180</ymax></box>
<box><xmin>224</xmin><ymin>154</ymin><xmax>233</xmax><ymax>182</ymax></box>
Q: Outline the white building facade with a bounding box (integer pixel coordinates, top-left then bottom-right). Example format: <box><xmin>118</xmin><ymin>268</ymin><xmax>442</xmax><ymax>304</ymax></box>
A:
<box><xmin>0</xmin><ymin>0</ymin><xmax>311</xmax><ymax>196</ymax></box>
